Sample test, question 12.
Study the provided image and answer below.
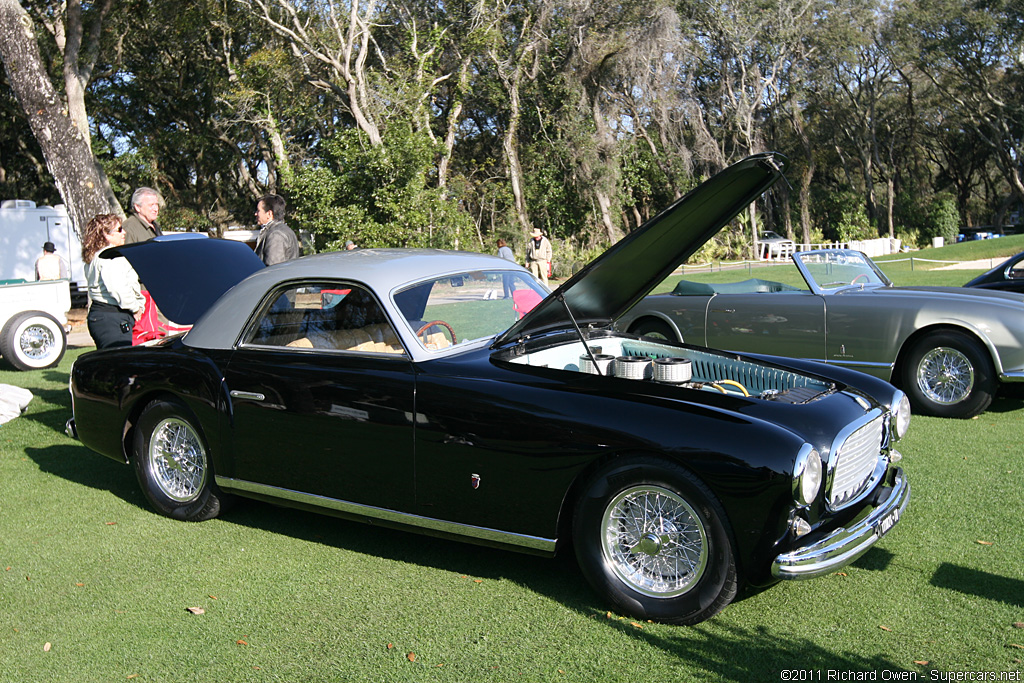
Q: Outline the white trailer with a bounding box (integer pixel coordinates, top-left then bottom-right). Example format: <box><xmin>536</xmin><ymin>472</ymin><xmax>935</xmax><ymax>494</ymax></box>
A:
<box><xmin>0</xmin><ymin>200</ymin><xmax>86</xmax><ymax>303</ymax></box>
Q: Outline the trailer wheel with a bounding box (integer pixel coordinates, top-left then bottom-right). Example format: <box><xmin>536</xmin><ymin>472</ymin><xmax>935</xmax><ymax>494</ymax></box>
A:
<box><xmin>0</xmin><ymin>311</ymin><xmax>67</xmax><ymax>371</ymax></box>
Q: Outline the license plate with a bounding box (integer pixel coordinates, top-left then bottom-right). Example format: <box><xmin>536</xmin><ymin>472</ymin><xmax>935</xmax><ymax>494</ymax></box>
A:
<box><xmin>875</xmin><ymin>506</ymin><xmax>900</xmax><ymax>537</ymax></box>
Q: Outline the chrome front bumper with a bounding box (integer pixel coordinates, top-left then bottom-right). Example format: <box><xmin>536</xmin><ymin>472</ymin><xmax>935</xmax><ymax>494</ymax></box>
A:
<box><xmin>771</xmin><ymin>467</ymin><xmax>909</xmax><ymax>580</ymax></box>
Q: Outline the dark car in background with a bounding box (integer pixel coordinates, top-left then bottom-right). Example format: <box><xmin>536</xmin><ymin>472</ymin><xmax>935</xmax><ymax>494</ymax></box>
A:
<box><xmin>963</xmin><ymin>251</ymin><xmax>1024</xmax><ymax>294</ymax></box>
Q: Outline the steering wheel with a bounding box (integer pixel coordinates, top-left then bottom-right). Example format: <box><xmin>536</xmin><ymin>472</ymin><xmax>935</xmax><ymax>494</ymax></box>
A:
<box><xmin>851</xmin><ymin>274</ymin><xmax>869</xmax><ymax>284</ymax></box>
<box><xmin>416</xmin><ymin>320</ymin><xmax>457</xmax><ymax>347</ymax></box>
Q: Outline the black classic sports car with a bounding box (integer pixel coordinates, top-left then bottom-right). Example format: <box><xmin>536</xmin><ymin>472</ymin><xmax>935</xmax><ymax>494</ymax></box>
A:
<box><xmin>963</xmin><ymin>251</ymin><xmax>1024</xmax><ymax>293</ymax></box>
<box><xmin>67</xmin><ymin>153</ymin><xmax>910</xmax><ymax>625</ymax></box>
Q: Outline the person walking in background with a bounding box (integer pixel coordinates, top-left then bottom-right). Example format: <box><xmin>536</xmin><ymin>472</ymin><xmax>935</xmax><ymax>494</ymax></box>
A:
<box><xmin>497</xmin><ymin>238</ymin><xmax>515</xmax><ymax>298</ymax></box>
<box><xmin>82</xmin><ymin>214</ymin><xmax>145</xmax><ymax>349</ymax></box>
<box><xmin>122</xmin><ymin>187</ymin><xmax>164</xmax><ymax>244</ymax></box>
<box><xmin>525</xmin><ymin>228</ymin><xmax>552</xmax><ymax>286</ymax></box>
<box><xmin>254</xmin><ymin>194</ymin><xmax>300</xmax><ymax>265</ymax></box>
<box><xmin>35</xmin><ymin>241</ymin><xmax>69</xmax><ymax>280</ymax></box>
<box><xmin>497</xmin><ymin>238</ymin><xmax>514</xmax><ymax>262</ymax></box>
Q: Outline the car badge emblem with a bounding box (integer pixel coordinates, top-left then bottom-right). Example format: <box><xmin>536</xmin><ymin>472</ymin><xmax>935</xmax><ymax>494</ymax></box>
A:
<box><xmin>471</xmin><ymin>473</ymin><xmax>481</xmax><ymax>489</ymax></box>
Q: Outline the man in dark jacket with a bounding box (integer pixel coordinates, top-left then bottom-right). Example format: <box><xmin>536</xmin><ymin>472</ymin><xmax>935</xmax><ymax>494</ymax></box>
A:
<box><xmin>254</xmin><ymin>194</ymin><xmax>300</xmax><ymax>265</ymax></box>
<box><xmin>122</xmin><ymin>187</ymin><xmax>164</xmax><ymax>244</ymax></box>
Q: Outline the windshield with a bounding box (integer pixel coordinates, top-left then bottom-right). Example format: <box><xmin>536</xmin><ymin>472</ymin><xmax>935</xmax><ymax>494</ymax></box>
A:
<box><xmin>795</xmin><ymin>250</ymin><xmax>891</xmax><ymax>291</ymax></box>
<box><xmin>393</xmin><ymin>270</ymin><xmax>548</xmax><ymax>351</ymax></box>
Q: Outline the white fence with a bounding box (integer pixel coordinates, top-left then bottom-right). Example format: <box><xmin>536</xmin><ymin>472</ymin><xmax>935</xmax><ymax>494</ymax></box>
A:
<box><xmin>689</xmin><ymin>237</ymin><xmax>905</xmax><ymax>275</ymax></box>
<box><xmin>762</xmin><ymin>237</ymin><xmax>902</xmax><ymax>260</ymax></box>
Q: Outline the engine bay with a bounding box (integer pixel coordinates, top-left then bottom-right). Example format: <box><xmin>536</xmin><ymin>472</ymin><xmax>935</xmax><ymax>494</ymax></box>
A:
<box><xmin>504</xmin><ymin>335</ymin><xmax>834</xmax><ymax>403</ymax></box>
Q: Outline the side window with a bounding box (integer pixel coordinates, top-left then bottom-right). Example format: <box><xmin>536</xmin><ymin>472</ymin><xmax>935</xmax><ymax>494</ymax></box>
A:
<box><xmin>245</xmin><ymin>283</ymin><xmax>405</xmax><ymax>355</ymax></box>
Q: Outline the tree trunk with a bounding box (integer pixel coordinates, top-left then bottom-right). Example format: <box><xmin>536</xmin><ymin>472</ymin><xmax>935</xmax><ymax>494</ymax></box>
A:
<box><xmin>0</xmin><ymin>0</ymin><xmax>119</xmax><ymax>236</ymax></box>
<box><xmin>799</xmin><ymin>166</ymin><xmax>814</xmax><ymax>245</ymax></box>
<box><xmin>886</xmin><ymin>176</ymin><xmax>895</xmax><ymax>239</ymax></box>
<box><xmin>504</xmin><ymin>75</ymin><xmax>532</xmax><ymax>236</ymax></box>
<box><xmin>437</xmin><ymin>57</ymin><xmax>471</xmax><ymax>196</ymax></box>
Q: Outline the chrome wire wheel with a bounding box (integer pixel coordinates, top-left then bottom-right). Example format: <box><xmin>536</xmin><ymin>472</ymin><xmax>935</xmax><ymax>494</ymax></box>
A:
<box><xmin>916</xmin><ymin>346</ymin><xmax>974</xmax><ymax>405</ymax></box>
<box><xmin>147</xmin><ymin>417</ymin><xmax>208</xmax><ymax>502</ymax></box>
<box><xmin>600</xmin><ymin>485</ymin><xmax>708</xmax><ymax>598</ymax></box>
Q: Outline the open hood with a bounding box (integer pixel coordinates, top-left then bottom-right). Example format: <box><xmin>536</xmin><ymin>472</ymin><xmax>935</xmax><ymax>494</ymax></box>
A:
<box><xmin>494</xmin><ymin>152</ymin><xmax>788</xmax><ymax>346</ymax></box>
<box><xmin>102</xmin><ymin>233</ymin><xmax>265</xmax><ymax>325</ymax></box>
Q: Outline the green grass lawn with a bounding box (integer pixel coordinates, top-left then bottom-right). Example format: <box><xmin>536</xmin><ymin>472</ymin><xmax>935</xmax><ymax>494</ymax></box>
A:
<box><xmin>2</xmin><ymin>256</ymin><xmax>1023</xmax><ymax>681</ymax></box>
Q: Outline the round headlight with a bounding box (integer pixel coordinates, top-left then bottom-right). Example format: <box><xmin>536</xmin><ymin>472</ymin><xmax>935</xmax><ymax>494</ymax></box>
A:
<box><xmin>794</xmin><ymin>444</ymin><xmax>822</xmax><ymax>506</ymax></box>
<box><xmin>892</xmin><ymin>391</ymin><xmax>911</xmax><ymax>441</ymax></box>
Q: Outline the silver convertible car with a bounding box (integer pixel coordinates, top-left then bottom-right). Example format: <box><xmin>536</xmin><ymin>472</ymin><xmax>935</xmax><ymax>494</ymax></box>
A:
<box><xmin>618</xmin><ymin>249</ymin><xmax>1024</xmax><ymax>418</ymax></box>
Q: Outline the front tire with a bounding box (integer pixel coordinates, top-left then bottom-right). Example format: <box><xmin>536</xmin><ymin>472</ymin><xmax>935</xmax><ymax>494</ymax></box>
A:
<box><xmin>132</xmin><ymin>400</ymin><xmax>231</xmax><ymax>521</ymax></box>
<box><xmin>573</xmin><ymin>457</ymin><xmax>737</xmax><ymax>625</ymax></box>
<box><xmin>0</xmin><ymin>311</ymin><xmax>66</xmax><ymax>371</ymax></box>
<box><xmin>630</xmin><ymin>318</ymin><xmax>678</xmax><ymax>343</ymax></box>
<box><xmin>900</xmin><ymin>330</ymin><xmax>995</xmax><ymax>418</ymax></box>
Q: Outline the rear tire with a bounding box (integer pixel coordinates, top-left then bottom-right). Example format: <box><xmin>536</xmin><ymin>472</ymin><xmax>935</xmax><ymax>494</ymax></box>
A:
<box><xmin>0</xmin><ymin>311</ymin><xmax>66</xmax><ymax>371</ymax></box>
<box><xmin>573</xmin><ymin>457</ymin><xmax>737</xmax><ymax>625</ymax></box>
<box><xmin>132</xmin><ymin>400</ymin><xmax>232</xmax><ymax>521</ymax></box>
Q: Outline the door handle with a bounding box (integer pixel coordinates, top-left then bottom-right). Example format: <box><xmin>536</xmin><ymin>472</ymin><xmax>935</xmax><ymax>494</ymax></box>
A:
<box><xmin>710</xmin><ymin>308</ymin><xmax>735</xmax><ymax>314</ymax></box>
<box><xmin>229</xmin><ymin>390</ymin><xmax>265</xmax><ymax>401</ymax></box>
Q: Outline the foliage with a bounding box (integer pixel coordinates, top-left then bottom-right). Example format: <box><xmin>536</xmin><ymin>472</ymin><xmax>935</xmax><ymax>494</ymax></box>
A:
<box><xmin>689</xmin><ymin>227</ymin><xmax>752</xmax><ymax>265</ymax></box>
<box><xmin>895</xmin><ymin>191</ymin><xmax>960</xmax><ymax>246</ymax></box>
<box><xmin>290</xmin><ymin>127</ymin><xmax>474</xmax><ymax>251</ymax></box>
<box><xmin>1</xmin><ymin>0</ymin><xmax>1022</xmax><ymax>257</ymax></box>
<box><xmin>0</xmin><ymin>69</ymin><xmax>59</xmax><ymax>205</ymax></box>
<box><xmin>816</xmin><ymin>189</ymin><xmax>877</xmax><ymax>242</ymax></box>
<box><xmin>927</xmin><ymin>193</ymin><xmax>960</xmax><ymax>245</ymax></box>
<box><xmin>160</xmin><ymin>207</ymin><xmax>215</xmax><ymax>233</ymax></box>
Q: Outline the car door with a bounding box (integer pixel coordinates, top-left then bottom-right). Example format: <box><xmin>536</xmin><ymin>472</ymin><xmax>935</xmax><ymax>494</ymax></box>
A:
<box><xmin>704</xmin><ymin>290</ymin><xmax>826</xmax><ymax>361</ymax></box>
<box><xmin>818</xmin><ymin>290</ymin><xmax>904</xmax><ymax>376</ymax></box>
<box><xmin>220</xmin><ymin>281</ymin><xmax>417</xmax><ymax>511</ymax></box>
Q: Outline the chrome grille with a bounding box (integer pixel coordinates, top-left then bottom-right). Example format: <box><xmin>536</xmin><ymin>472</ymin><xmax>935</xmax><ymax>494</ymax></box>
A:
<box><xmin>828</xmin><ymin>415</ymin><xmax>885</xmax><ymax>509</ymax></box>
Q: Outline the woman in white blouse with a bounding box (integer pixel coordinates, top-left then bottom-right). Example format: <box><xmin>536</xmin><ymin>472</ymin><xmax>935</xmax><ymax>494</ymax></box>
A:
<box><xmin>82</xmin><ymin>214</ymin><xmax>146</xmax><ymax>348</ymax></box>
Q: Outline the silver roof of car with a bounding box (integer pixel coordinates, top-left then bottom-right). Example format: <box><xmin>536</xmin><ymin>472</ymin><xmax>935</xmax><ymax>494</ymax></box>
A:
<box><xmin>184</xmin><ymin>248</ymin><xmax>533</xmax><ymax>354</ymax></box>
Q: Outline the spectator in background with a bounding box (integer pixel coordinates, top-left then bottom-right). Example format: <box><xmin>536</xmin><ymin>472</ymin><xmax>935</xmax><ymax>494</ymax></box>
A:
<box><xmin>81</xmin><ymin>214</ymin><xmax>145</xmax><ymax>348</ymax></box>
<box><xmin>525</xmin><ymin>228</ymin><xmax>552</xmax><ymax>286</ymax></box>
<box><xmin>254</xmin><ymin>194</ymin><xmax>300</xmax><ymax>265</ymax></box>
<box><xmin>497</xmin><ymin>238</ymin><xmax>515</xmax><ymax>299</ymax></box>
<box><xmin>497</xmin><ymin>238</ymin><xmax>514</xmax><ymax>262</ymax></box>
<box><xmin>122</xmin><ymin>187</ymin><xmax>164</xmax><ymax>244</ymax></box>
<box><xmin>35</xmin><ymin>241</ymin><xmax>69</xmax><ymax>280</ymax></box>
<box><xmin>344</xmin><ymin>240</ymin><xmax>358</xmax><ymax>250</ymax></box>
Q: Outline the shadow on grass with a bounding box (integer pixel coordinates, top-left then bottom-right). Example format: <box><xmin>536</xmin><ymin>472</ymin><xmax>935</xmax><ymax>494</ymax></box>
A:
<box><xmin>24</xmin><ymin>443</ymin><xmax>145</xmax><ymax>509</ymax></box>
<box><xmin>990</xmin><ymin>385</ymin><xmax>1024</xmax><ymax>413</ymax></box>
<box><xmin>219</xmin><ymin>502</ymin><xmax>916</xmax><ymax>677</ymax></box>
<box><xmin>11</xmin><ymin>369</ymin><xmax>77</xmax><ymax>436</ymax></box>
<box><xmin>931</xmin><ymin>562</ymin><xmax>1024</xmax><ymax>608</ymax></box>
<box><xmin>21</xmin><ymin>444</ymin><xmax>919</xmax><ymax>678</ymax></box>
<box><xmin>852</xmin><ymin>546</ymin><xmax>895</xmax><ymax>572</ymax></box>
<box><xmin>610</xmin><ymin>621</ymin><xmax>917</xmax><ymax>680</ymax></box>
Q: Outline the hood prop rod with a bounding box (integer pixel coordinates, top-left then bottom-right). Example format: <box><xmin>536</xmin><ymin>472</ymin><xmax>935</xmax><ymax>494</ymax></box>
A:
<box><xmin>557</xmin><ymin>292</ymin><xmax>603</xmax><ymax>376</ymax></box>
